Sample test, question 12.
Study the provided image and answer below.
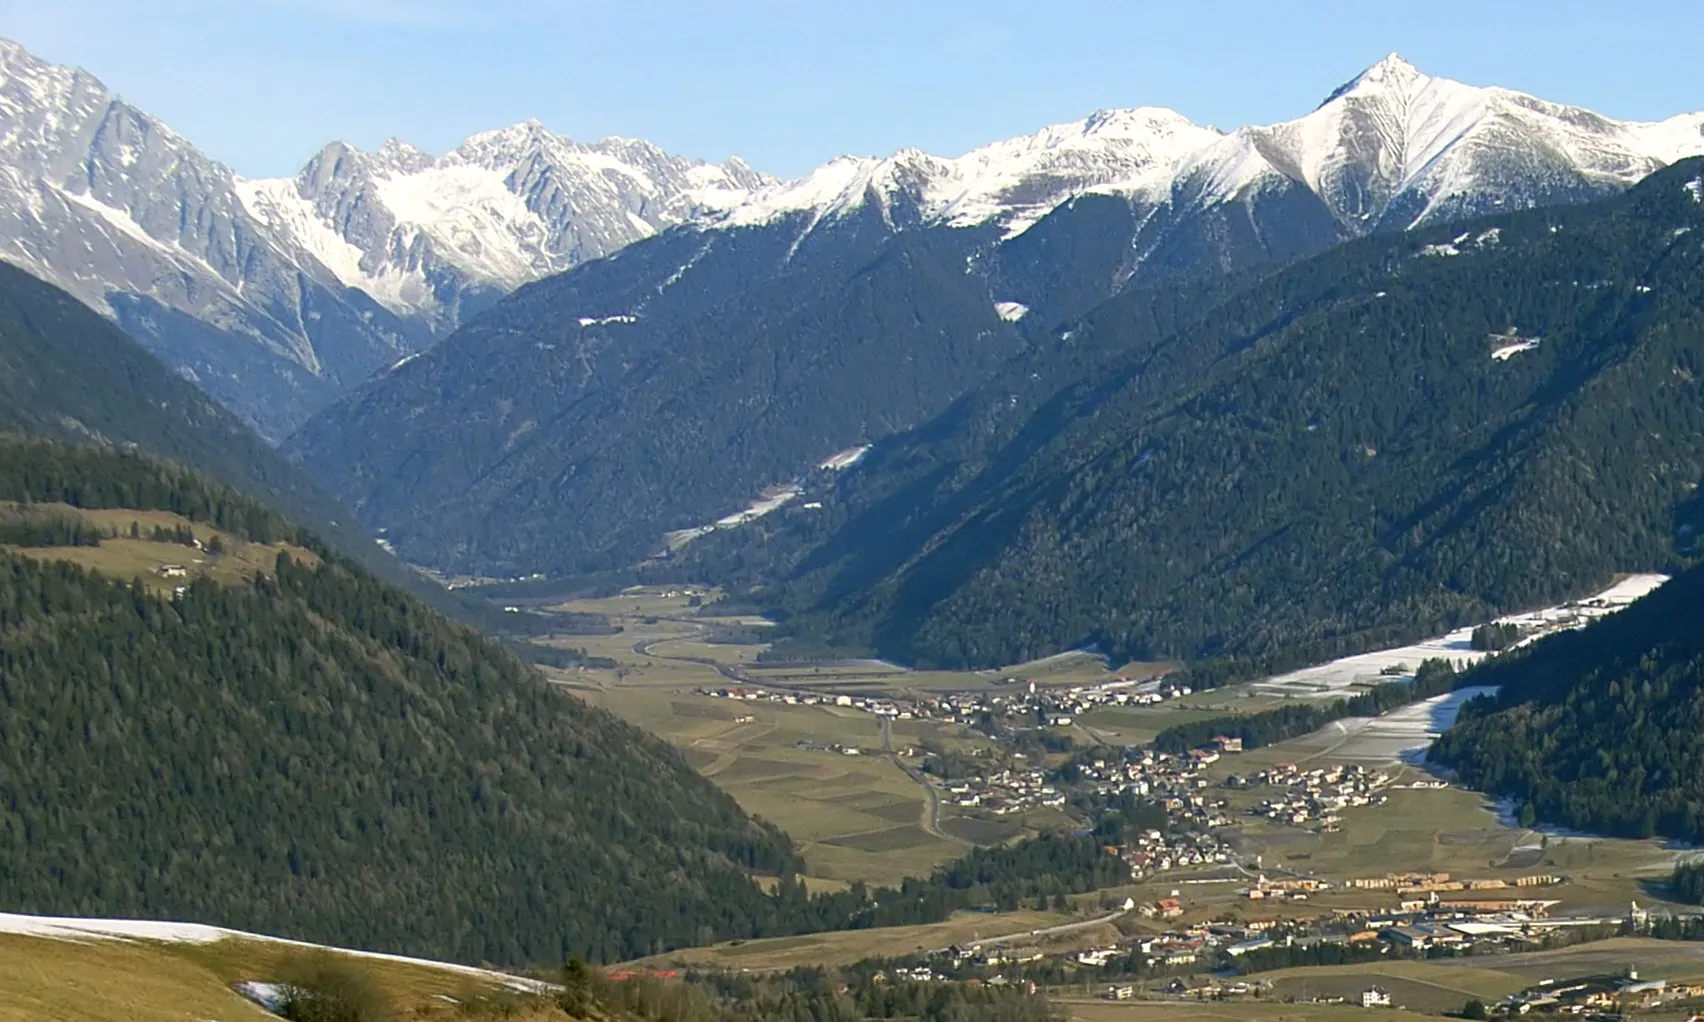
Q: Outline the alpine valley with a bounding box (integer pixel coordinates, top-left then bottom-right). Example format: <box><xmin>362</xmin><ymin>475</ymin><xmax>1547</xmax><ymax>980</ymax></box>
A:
<box><xmin>11</xmin><ymin>25</ymin><xmax>1704</xmax><ymax>1015</ymax></box>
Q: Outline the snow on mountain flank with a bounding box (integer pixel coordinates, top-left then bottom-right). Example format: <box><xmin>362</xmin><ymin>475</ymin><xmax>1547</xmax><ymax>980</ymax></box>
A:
<box><xmin>715</xmin><ymin>108</ymin><xmax>1221</xmax><ymax>236</ymax></box>
<box><xmin>1248</xmin><ymin>573</ymin><xmax>1667</xmax><ymax>702</ymax></box>
<box><xmin>1491</xmin><ymin>337</ymin><xmax>1542</xmax><ymax>361</ymax></box>
<box><xmin>702</xmin><ymin>52</ymin><xmax>1704</xmax><ymax>244</ymax></box>
<box><xmin>994</xmin><ymin>301</ymin><xmax>1029</xmax><ymax>322</ymax></box>
<box><xmin>1688</xmin><ymin>178</ymin><xmax>1704</xmax><ymax>202</ymax></box>
<box><xmin>819</xmin><ymin>444</ymin><xmax>872</xmax><ymax>471</ymax></box>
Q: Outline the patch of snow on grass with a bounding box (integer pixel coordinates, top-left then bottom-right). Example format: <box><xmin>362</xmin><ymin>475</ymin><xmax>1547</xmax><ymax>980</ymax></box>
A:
<box><xmin>0</xmin><ymin>912</ymin><xmax>554</xmax><ymax>993</ymax></box>
<box><xmin>235</xmin><ymin>981</ymin><xmax>289</xmax><ymax>1012</ymax></box>
<box><xmin>993</xmin><ymin>301</ymin><xmax>1029</xmax><ymax>322</ymax></box>
<box><xmin>1247</xmin><ymin>573</ymin><xmax>1668</xmax><ymax>702</ymax></box>
<box><xmin>819</xmin><ymin>444</ymin><xmax>871</xmax><ymax>471</ymax></box>
<box><xmin>715</xmin><ymin>486</ymin><xmax>800</xmax><ymax>528</ymax></box>
<box><xmin>1491</xmin><ymin>337</ymin><xmax>1541</xmax><ymax>361</ymax></box>
<box><xmin>576</xmin><ymin>314</ymin><xmax>638</xmax><ymax>327</ymax></box>
<box><xmin>1317</xmin><ymin>686</ymin><xmax>1502</xmax><ymax>764</ymax></box>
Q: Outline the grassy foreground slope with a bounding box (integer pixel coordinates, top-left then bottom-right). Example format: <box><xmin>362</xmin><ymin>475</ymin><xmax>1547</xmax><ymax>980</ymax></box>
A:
<box><xmin>0</xmin><ymin>438</ymin><xmax>801</xmax><ymax>966</ymax></box>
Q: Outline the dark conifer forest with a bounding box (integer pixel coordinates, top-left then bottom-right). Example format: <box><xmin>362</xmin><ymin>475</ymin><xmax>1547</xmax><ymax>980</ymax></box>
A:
<box><xmin>1431</xmin><ymin>564</ymin><xmax>1704</xmax><ymax>844</ymax></box>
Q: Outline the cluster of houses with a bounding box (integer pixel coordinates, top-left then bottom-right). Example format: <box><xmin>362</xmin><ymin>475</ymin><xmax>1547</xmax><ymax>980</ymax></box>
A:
<box><xmin>700</xmin><ymin>686</ymin><xmax>922</xmax><ymax>719</ymax></box>
<box><xmin>1499</xmin><ymin>970</ymin><xmax>1704</xmax><ymax>1015</ymax></box>
<box><xmin>1234</xmin><ymin>762</ymin><xmax>1391</xmax><ymax>829</ymax></box>
<box><xmin>1121</xmin><ymin>828</ymin><xmax>1233</xmax><ymax>879</ymax></box>
<box><xmin>1074</xmin><ymin>750</ymin><xmax>1237</xmax><ymax>829</ymax></box>
<box><xmin>940</xmin><ymin>767</ymin><xmax>1069</xmax><ymax>815</ymax></box>
<box><xmin>912</xmin><ymin>894</ymin><xmax>1649</xmax><ymax>994</ymax></box>
<box><xmin>697</xmin><ymin>673</ymin><xmax>1196</xmax><ymax>732</ymax></box>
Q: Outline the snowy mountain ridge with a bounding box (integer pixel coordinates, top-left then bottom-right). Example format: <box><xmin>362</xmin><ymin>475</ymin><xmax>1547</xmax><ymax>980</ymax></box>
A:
<box><xmin>0</xmin><ymin>36</ymin><xmax>773</xmax><ymax>435</ymax></box>
<box><xmin>713</xmin><ymin>54</ymin><xmax>1704</xmax><ymax>242</ymax></box>
<box><xmin>715</xmin><ymin>105</ymin><xmax>1220</xmax><ymax>238</ymax></box>
<box><xmin>238</xmin><ymin>120</ymin><xmax>772</xmax><ymax>329</ymax></box>
<box><xmin>4</xmin><ymin>38</ymin><xmax>1704</xmax><ymax>441</ymax></box>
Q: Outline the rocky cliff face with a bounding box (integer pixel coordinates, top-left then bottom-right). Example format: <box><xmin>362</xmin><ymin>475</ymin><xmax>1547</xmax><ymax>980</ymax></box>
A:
<box><xmin>0</xmin><ymin>39</ymin><xmax>771</xmax><ymax>439</ymax></box>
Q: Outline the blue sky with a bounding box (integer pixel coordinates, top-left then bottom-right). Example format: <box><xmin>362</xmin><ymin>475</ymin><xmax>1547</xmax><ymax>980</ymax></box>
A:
<box><xmin>4</xmin><ymin>0</ymin><xmax>1702</xmax><ymax>178</ymax></box>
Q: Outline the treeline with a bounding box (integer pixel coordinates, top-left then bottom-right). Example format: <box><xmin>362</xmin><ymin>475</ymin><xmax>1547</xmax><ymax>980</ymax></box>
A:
<box><xmin>768</xmin><ymin>832</ymin><xmax>1130</xmax><ymax>931</ymax></box>
<box><xmin>589</xmin><ymin>965</ymin><xmax>1054</xmax><ymax>1022</ymax></box>
<box><xmin>1228</xmin><ymin>941</ymin><xmax>1390</xmax><ymax>974</ymax></box>
<box><xmin>1672</xmin><ymin>861</ymin><xmax>1704</xmax><ymax>906</ymax></box>
<box><xmin>1431</xmin><ymin>565</ymin><xmax>1704</xmax><ymax>844</ymax></box>
<box><xmin>1471</xmin><ymin>622</ymin><xmax>1520</xmax><ymax>652</ymax></box>
<box><xmin>1155</xmin><ymin>659</ymin><xmax>1460</xmax><ymax>753</ymax></box>
<box><xmin>0</xmin><ymin>435</ymin><xmax>306</xmax><ymax>546</ymax></box>
<box><xmin>0</xmin><ymin>507</ymin><xmax>101</xmax><ymax>547</ymax></box>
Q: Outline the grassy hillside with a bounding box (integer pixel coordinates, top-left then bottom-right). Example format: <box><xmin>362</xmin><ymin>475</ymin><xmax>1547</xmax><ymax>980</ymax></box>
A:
<box><xmin>0</xmin><ymin>923</ymin><xmax>553</xmax><ymax>1022</ymax></box>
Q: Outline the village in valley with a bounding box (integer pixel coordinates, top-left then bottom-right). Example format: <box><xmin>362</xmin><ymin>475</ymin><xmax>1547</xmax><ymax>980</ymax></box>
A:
<box><xmin>547</xmin><ymin>576</ymin><xmax>1704</xmax><ymax>1017</ymax></box>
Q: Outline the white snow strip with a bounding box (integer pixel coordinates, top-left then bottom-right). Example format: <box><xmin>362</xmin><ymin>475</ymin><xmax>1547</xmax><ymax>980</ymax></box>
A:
<box><xmin>1491</xmin><ymin>336</ymin><xmax>1541</xmax><ymax>361</ymax></box>
<box><xmin>576</xmin><ymin>314</ymin><xmax>638</xmax><ymax>327</ymax></box>
<box><xmin>235</xmin><ymin>981</ymin><xmax>289</xmax><ymax>1012</ymax></box>
<box><xmin>993</xmin><ymin>301</ymin><xmax>1029</xmax><ymax>322</ymax></box>
<box><xmin>818</xmin><ymin>444</ymin><xmax>871</xmax><ymax>471</ymax></box>
<box><xmin>714</xmin><ymin>486</ymin><xmax>801</xmax><ymax>528</ymax></box>
<box><xmin>1247</xmin><ymin>573</ymin><xmax>1668</xmax><ymax>701</ymax></box>
<box><xmin>1306</xmin><ymin>685</ymin><xmax>1502</xmax><ymax>764</ymax></box>
<box><xmin>0</xmin><ymin>912</ymin><xmax>552</xmax><ymax>993</ymax></box>
<box><xmin>1419</xmin><ymin>242</ymin><xmax>1462</xmax><ymax>257</ymax></box>
<box><xmin>1687</xmin><ymin>179</ymin><xmax>1703</xmax><ymax>203</ymax></box>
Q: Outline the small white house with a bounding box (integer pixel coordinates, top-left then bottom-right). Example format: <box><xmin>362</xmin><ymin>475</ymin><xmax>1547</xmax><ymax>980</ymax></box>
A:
<box><xmin>1362</xmin><ymin>988</ymin><xmax>1392</xmax><ymax>1008</ymax></box>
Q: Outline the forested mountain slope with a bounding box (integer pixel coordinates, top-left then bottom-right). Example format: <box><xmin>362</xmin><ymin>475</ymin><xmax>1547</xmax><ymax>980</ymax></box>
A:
<box><xmin>287</xmin><ymin>57</ymin><xmax>1704</xmax><ymax>578</ymax></box>
<box><xmin>689</xmin><ymin>159</ymin><xmax>1704</xmax><ymax>674</ymax></box>
<box><xmin>0</xmin><ymin>259</ymin><xmax>516</xmax><ymax>630</ymax></box>
<box><xmin>288</xmin><ymin>207</ymin><xmax>1025</xmax><ymax>574</ymax></box>
<box><xmin>1430</xmin><ymin>564</ymin><xmax>1704</xmax><ymax>843</ymax></box>
<box><xmin>0</xmin><ymin>439</ymin><xmax>803</xmax><ymax>965</ymax></box>
<box><xmin>0</xmin><ymin>262</ymin><xmax>380</xmax><ymax>561</ymax></box>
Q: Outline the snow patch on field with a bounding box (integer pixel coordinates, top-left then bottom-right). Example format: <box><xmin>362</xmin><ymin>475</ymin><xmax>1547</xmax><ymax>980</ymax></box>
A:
<box><xmin>1491</xmin><ymin>337</ymin><xmax>1541</xmax><ymax>360</ymax></box>
<box><xmin>0</xmin><ymin>912</ymin><xmax>552</xmax><ymax>993</ymax></box>
<box><xmin>663</xmin><ymin>484</ymin><xmax>806</xmax><ymax>551</ymax></box>
<box><xmin>993</xmin><ymin>301</ymin><xmax>1029</xmax><ymax>322</ymax></box>
<box><xmin>1247</xmin><ymin>574</ymin><xmax>1668</xmax><ymax>701</ymax></box>
<box><xmin>1307</xmin><ymin>686</ymin><xmax>1501</xmax><ymax>764</ymax></box>
<box><xmin>819</xmin><ymin>444</ymin><xmax>871</xmax><ymax>471</ymax></box>
<box><xmin>235</xmin><ymin>981</ymin><xmax>289</xmax><ymax>1012</ymax></box>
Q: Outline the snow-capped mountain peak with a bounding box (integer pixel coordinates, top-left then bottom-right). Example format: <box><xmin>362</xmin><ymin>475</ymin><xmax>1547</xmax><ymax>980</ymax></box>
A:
<box><xmin>1173</xmin><ymin>53</ymin><xmax>1704</xmax><ymax>231</ymax></box>
<box><xmin>0</xmin><ymin>37</ymin><xmax>781</xmax><ymax>437</ymax></box>
<box><xmin>716</xmin><ymin>105</ymin><xmax>1220</xmax><ymax>237</ymax></box>
<box><xmin>234</xmin><ymin>118</ymin><xmax>779</xmax><ymax>327</ymax></box>
<box><xmin>1319</xmin><ymin>51</ymin><xmax>1425</xmax><ymax>105</ymax></box>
